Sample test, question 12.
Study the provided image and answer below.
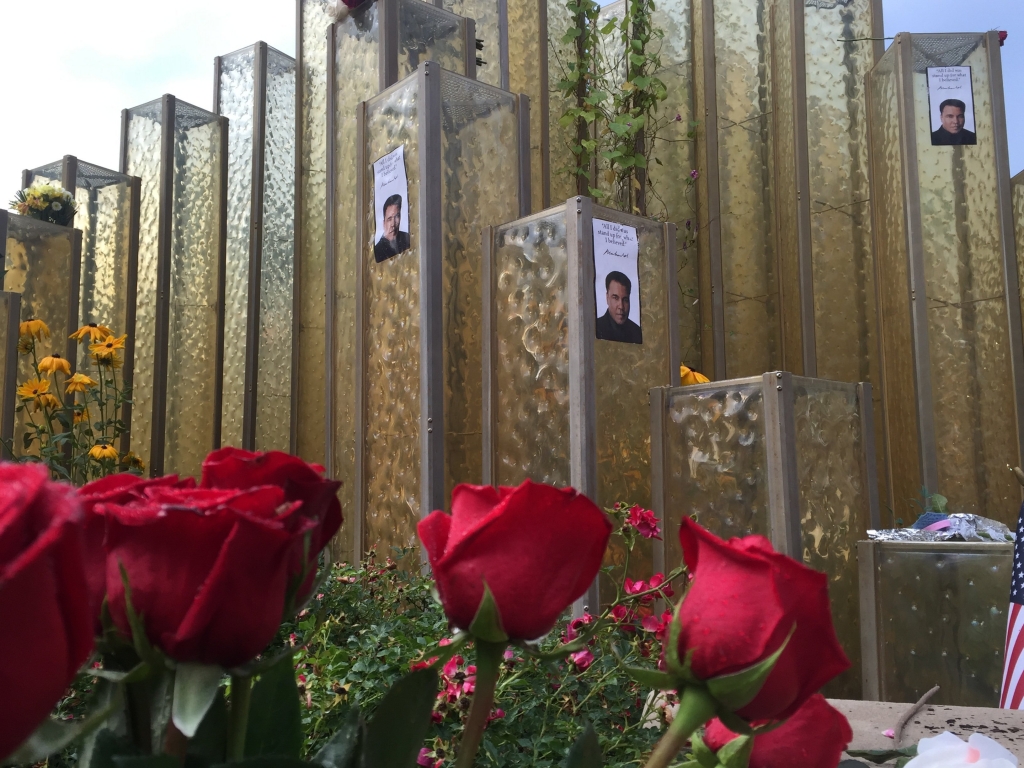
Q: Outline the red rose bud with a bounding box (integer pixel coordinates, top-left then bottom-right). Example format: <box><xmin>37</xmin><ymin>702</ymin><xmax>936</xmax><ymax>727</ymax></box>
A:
<box><xmin>0</xmin><ymin>464</ymin><xmax>94</xmax><ymax>761</ymax></box>
<box><xmin>999</xmin><ymin>30</ymin><xmax>1007</xmax><ymax>46</ymax></box>
<box><xmin>418</xmin><ymin>481</ymin><xmax>611</xmax><ymax>641</ymax></box>
<box><xmin>703</xmin><ymin>694</ymin><xmax>852</xmax><ymax>768</ymax></box>
<box><xmin>104</xmin><ymin>484</ymin><xmax>317</xmax><ymax>667</ymax></box>
<box><xmin>675</xmin><ymin>518</ymin><xmax>848</xmax><ymax>721</ymax></box>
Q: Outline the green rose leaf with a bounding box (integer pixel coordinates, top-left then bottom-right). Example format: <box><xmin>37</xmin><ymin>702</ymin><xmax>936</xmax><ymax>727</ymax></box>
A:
<box><xmin>363</xmin><ymin>668</ymin><xmax>439</xmax><ymax>768</ymax></box>
<box><xmin>313</xmin><ymin>707</ymin><xmax>364</xmax><ymax>768</ymax></box>
<box><xmin>565</xmin><ymin>722</ymin><xmax>601</xmax><ymax>768</ymax></box>
<box><xmin>716</xmin><ymin>734</ymin><xmax>753</xmax><ymax>768</ymax></box>
<box><xmin>245</xmin><ymin>652</ymin><xmax>302</xmax><ymax>758</ymax></box>
<box><xmin>620</xmin><ymin>665</ymin><xmax>677</xmax><ymax>690</ymax></box>
<box><xmin>172</xmin><ymin>663</ymin><xmax>225</xmax><ymax>738</ymax></box>
<box><xmin>690</xmin><ymin>732</ymin><xmax>719</xmax><ymax>768</ymax></box>
<box><xmin>469</xmin><ymin>583</ymin><xmax>509</xmax><ymax>643</ymax></box>
<box><xmin>705</xmin><ymin>625</ymin><xmax>794</xmax><ymax>711</ymax></box>
<box><xmin>188</xmin><ymin>687</ymin><xmax>228</xmax><ymax>764</ymax></box>
<box><xmin>846</xmin><ymin>747</ymin><xmax>918</xmax><ymax>764</ymax></box>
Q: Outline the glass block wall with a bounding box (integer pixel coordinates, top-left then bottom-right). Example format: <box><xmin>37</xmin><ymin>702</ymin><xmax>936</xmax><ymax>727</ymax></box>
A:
<box><xmin>2</xmin><ymin>215</ymin><xmax>80</xmax><ymax>457</ymax></box>
<box><xmin>217</xmin><ymin>44</ymin><xmax>296</xmax><ymax>453</ymax></box>
<box><xmin>441</xmin><ymin>0</ymin><xmax>502</xmax><ymax>86</ymax></box>
<box><xmin>868</xmin><ymin>33</ymin><xmax>1022</xmax><ymax>525</ymax></box>
<box><xmin>124</xmin><ymin>97</ymin><xmax>226</xmax><ymax>478</ymax></box>
<box><xmin>506</xmin><ymin>0</ymin><xmax>547</xmax><ymax>210</ymax></box>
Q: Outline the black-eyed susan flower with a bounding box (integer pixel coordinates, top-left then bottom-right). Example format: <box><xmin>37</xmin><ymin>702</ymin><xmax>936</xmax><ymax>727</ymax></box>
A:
<box><xmin>17</xmin><ymin>337</ymin><xmax>34</xmax><ymax>355</ymax></box>
<box><xmin>120</xmin><ymin>451</ymin><xmax>145</xmax><ymax>471</ymax></box>
<box><xmin>94</xmin><ymin>352</ymin><xmax>123</xmax><ymax>369</ymax></box>
<box><xmin>16</xmin><ymin>378</ymin><xmax>50</xmax><ymax>400</ymax></box>
<box><xmin>89</xmin><ymin>334</ymin><xmax>127</xmax><ymax>359</ymax></box>
<box><xmin>32</xmin><ymin>393</ymin><xmax>60</xmax><ymax>412</ymax></box>
<box><xmin>38</xmin><ymin>353</ymin><xmax>71</xmax><ymax>376</ymax></box>
<box><xmin>89</xmin><ymin>443</ymin><xmax>118</xmax><ymax>462</ymax></box>
<box><xmin>65</xmin><ymin>373</ymin><xmax>98</xmax><ymax>393</ymax></box>
<box><xmin>70</xmin><ymin>322</ymin><xmax>113</xmax><ymax>342</ymax></box>
<box><xmin>74</xmin><ymin>406</ymin><xmax>90</xmax><ymax>425</ymax></box>
<box><xmin>19</xmin><ymin>318</ymin><xmax>50</xmax><ymax>340</ymax></box>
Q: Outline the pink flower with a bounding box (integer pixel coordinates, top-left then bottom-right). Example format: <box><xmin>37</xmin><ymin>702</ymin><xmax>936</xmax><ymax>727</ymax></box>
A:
<box><xmin>417</xmin><ymin>748</ymin><xmax>434</xmax><ymax>767</ymax></box>
<box><xmin>565</xmin><ymin>612</ymin><xmax>594</xmax><ymax>641</ymax></box>
<box><xmin>503</xmin><ymin>648</ymin><xmax>515</xmax><ymax>661</ymax></box>
<box><xmin>999</xmin><ymin>30</ymin><xmax>1007</xmax><ymax>46</ymax></box>
<box><xmin>488</xmin><ymin>708</ymin><xmax>506</xmax><ymax>724</ymax></box>
<box><xmin>625</xmin><ymin>505</ymin><xmax>661</xmax><ymax>539</ymax></box>
<box><xmin>439</xmin><ymin>638</ymin><xmax>452</xmax><ymax>647</ymax></box>
<box><xmin>624</xmin><ymin>578</ymin><xmax>646</xmax><ymax>597</ymax></box>
<box><xmin>647</xmin><ymin>572</ymin><xmax>674</xmax><ymax>601</ymax></box>
<box><xmin>641</xmin><ymin>610</ymin><xmax>673</xmax><ymax>640</ymax></box>
<box><xmin>570</xmin><ymin>648</ymin><xmax>594</xmax><ymax>671</ymax></box>
<box><xmin>443</xmin><ymin>655</ymin><xmax>464</xmax><ymax>678</ymax></box>
<box><xmin>690</xmin><ymin>169</ymin><xmax>699</xmax><ymax>180</ymax></box>
<box><xmin>611</xmin><ymin>604</ymin><xmax>637</xmax><ymax>632</ymax></box>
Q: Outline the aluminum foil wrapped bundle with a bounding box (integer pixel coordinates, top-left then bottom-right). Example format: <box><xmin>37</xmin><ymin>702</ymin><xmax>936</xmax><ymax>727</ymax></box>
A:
<box><xmin>868</xmin><ymin>513</ymin><xmax>1014</xmax><ymax>543</ymax></box>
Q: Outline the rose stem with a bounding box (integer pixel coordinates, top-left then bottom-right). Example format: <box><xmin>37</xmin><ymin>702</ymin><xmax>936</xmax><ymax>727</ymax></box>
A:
<box><xmin>455</xmin><ymin>640</ymin><xmax>505</xmax><ymax>768</ymax></box>
<box><xmin>227</xmin><ymin>674</ymin><xmax>254</xmax><ymax>760</ymax></box>
<box><xmin>641</xmin><ymin>686</ymin><xmax>716</xmax><ymax>768</ymax></box>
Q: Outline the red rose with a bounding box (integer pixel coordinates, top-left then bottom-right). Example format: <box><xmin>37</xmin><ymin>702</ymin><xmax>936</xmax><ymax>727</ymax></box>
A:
<box><xmin>79</xmin><ymin>473</ymin><xmax>194</xmax><ymax>619</ymax></box>
<box><xmin>704</xmin><ymin>694</ymin><xmax>852</xmax><ymax>768</ymax></box>
<box><xmin>104</xmin><ymin>483</ymin><xmax>316</xmax><ymax>667</ymax></box>
<box><xmin>418</xmin><ymin>481</ymin><xmax>611</xmax><ymax>641</ymax></box>
<box><xmin>675</xmin><ymin>518</ymin><xmax>848</xmax><ymax>721</ymax></box>
<box><xmin>0</xmin><ymin>464</ymin><xmax>94</xmax><ymax>761</ymax></box>
<box><xmin>200</xmin><ymin>448</ymin><xmax>342</xmax><ymax>593</ymax></box>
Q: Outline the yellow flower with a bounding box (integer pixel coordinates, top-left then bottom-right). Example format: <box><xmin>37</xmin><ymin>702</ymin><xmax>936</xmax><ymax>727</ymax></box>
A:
<box><xmin>19</xmin><ymin>318</ymin><xmax>51</xmax><ymax>340</ymax></box>
<box><xmin>74</xmin><ymin>406</ymin><xmax>90</xmax><ymax>425</ymax></box>
<box><xmin>16</xmin><ymin>378</ymin><xmax>50</xmax><ymax>400</ymax></box>
<box><xmin>89</xmin><ymin>443</ymin><xmax>118</xmax><ymax>462</ymax></box>
<box><xmin>89</xmin><ymin>334</ymin><xmax>127</xmax><ymax>359</ymax></box>
<box><xmin>680</xmin><ymin>365</ymin><xmax>710</xmax><ymax>386</ymax></box>
<box><xmin>38</xmin><ymin>353</ymin><xmax>71</xmax><ymax>376</ymax></box>
<box><xmin>94</xmin><ymin>352</ymin><xmax>123</xmax><ymax>369</ymax></box>
<box><xmin>120</xmin><ymin>452</ymin><xmax>145</xmax><ymax>471</ymax></box>
<box><xmin>33</xmin><ymin>393</ymin><xmax>60</xmax><ymax>412</ymax></box>
<box><xmin>70</xmin><ymin>323</ymin><xmax>113</xmax><ymax>342</ymax></box>
<box><xmin>66</xmin><ymin>373</ymin><xmax>98</xmax><ymax>393</ymax></box>
<box><xmin>17</xmin><ymin>337</ymin><xmax>34</xmax><ymax>355</ymax></box>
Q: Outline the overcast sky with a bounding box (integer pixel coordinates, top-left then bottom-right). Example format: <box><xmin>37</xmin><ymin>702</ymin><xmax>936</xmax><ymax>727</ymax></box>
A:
<box><xmin>0</xmin><ymin>0</ymin><xmax>1020</xmax><ymax>202</ymax></box>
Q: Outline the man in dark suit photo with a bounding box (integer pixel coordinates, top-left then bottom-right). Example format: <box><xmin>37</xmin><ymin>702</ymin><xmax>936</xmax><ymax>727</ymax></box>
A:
<box><xmin>596</xmin><ymin>270</ymin><xmax>642</xmax><ymax>344</ymax></box>
<box><xmin>931</xmin><ymin>98</ymin><xmax>977</xmax><ymax>146</ymax></box>
<box><xmin>374</xmin><ymin>193</ymin><xmax>411</xmax><ymax>262</ymax></box>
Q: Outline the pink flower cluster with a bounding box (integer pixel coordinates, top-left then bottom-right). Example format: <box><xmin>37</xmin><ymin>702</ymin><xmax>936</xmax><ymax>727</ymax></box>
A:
<box><xmin>624</xmin><ymin>505</ymin><xmax>661</xmax><ymax>539</ymax></box>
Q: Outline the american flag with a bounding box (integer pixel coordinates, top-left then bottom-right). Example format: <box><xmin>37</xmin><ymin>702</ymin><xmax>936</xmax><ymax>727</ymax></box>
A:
<box><xmin>1000</xmin><ymin>503</ymin><xmax>1024</xmax><ymax>708</ymax></box>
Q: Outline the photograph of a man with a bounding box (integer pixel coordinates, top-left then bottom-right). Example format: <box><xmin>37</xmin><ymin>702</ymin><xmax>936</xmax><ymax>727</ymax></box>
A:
<box><xmin>931</xmin><ymin>99</ymin><xmax>977</xmax><ymax>146</ymax></box>
<box><xmin>596</xmin><ymin>270</ymin><xmax>643</xmax><ymax>344</ymax></box>
<box><xmin>374</xmin><ymin>193</ymin><xmax>410</xmax><ymax>263</ymax></box>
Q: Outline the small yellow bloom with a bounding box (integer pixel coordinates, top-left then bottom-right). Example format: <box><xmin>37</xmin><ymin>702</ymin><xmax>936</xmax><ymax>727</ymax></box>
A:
<box><xmin>74</xmin><ymin>406</ymin><xmax>90</xmax><ymax>425</ymax></box>
<box><xmin>70</xmin><ymin>323</ymin><xmax>114</xmax><ymax>342</ymax></box>
<box><xmin>19</xmin><ymin>318</ymin><xmax>51</xmax><ymax>340</ymax></box>
<box><xmin>94</xmin><ymin>352</ymin><xmax>123</xmax><ymax>369</ymax></box>
<box><xmin>66</xmin><ymin>372</ymin><xmax>98</xmax><ymax>393</ymax></box>
<box><xmin>89</xmin><ymin>443</ymin><xmax>119</xmax><ymax>462</ymax></box>
<box><xmin>17</xmin><ymin>337</ymin><xmax>34</xmax><ymax>355</ymax></box>
<box><xmin>38</xmin><ymin>353</ymin><xmax>71</xmax><ymax>376</ymax></box>
<box><xmin>120</xmin><ymin>451</ymin><xmax>145</xmax><ymax>471</ymax></box>
<box><xmin>680</xmin><ymin>365</ymin><xmax>710</xmax><ymax>386</ymax></box>
<box><xmin>16</xmin><ymin>378</ymin><xmax>50</xmax><ymax>400</ymax></box>
<box><xmin>33</xmin><ymin>393</ymin><xmax>60</xmax><ymax>412</ymax></box>
<box><xmin>89</xmin><ymin>334</ymin><xmax>127</xmax><ymax>359</ymax></box>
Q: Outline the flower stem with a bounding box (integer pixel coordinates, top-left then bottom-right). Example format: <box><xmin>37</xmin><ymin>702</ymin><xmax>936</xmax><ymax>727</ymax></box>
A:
<box><xmin>642</xmin><ymin>686</ymin><xmax>716</xmax><ymax>768</ymax></box>
<box><xmin>227</xmin><ymin>674</ymin><xmax>253</xmax><ymax>761</ymax></box>
<box><xmin>455</xmin><ymin>640</ymin><xmax>505</xmax><ymax>768</ymax></box>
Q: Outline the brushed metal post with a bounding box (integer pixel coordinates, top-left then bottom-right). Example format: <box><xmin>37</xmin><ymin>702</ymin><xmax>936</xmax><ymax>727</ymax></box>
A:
<box><xmin>381</xmin><ymin>0</ymin><xmax>399</xmax><ymax>89</ymax></box>
<box><xmin>517</xmin><ymin>94</ymin><xmax>532</xmax><ymax>217</ymax></box>
<box><xmin>290</xmin><ymin>0</ymin><xmax>305</xmax><ymax>455</ymax></box>
<box><xmin>66</xmin><ymin>229</ymin><xmax>83</xmax><ymax>373</ymax></box>
<box><xmin>354</xmin><ymin>99</ymin><xmax>369</xmax><ymax>562</ymax></box>
<box><xmin>212</xmin><ymin>114</ymin><xmax>230</xmax><ymax>450</ymax></box>
<box><xmin>481</xmin><ymin>226</ymin><xmax>498</xmax><ymax>487</ymax></box>
<box><xmin>858</xmin><ymin>381</ymin><xmax>882</xmax><ymax>530</ymax></box>
<box><xmin>325</xmin><ymin>26</ymin><xmax>338</xmax><ymax>470</ymax></box>
<box><xmin>464</xmin><ymin>19</ymin><xmax>478</xmax><ymax>80</ymax></box>
<box><xmin>858</xmin><ymin>539</ymin><xmax>881</xmax><ymax>699</ymax></box>
<box><xmin>120</xmin><ymin>176</ymin><xmax>142</xmax><ymax>456</ymax></box>
<box><xmin>648</xmin><ymin>385</ymin><xmax>669</xmax><ymax>577</ymax></box>
<box><xmin>0</xmin><ymin>290</ymin><xmax>19</xmax><ymax>460</ymax></box>
<box><xmin>700</xmin><ymin>0</ymin><xmax>725</xmax><ymax>378</ymax></box>
<box><xmin>665</xmin><ymin>222</ymin><xmax>681</xmax><ymax>385</ymax></box>
<box><xmin>763</xmin><ymin>371</ymin><xmax>801</xmax><ymax>558</ymax></box>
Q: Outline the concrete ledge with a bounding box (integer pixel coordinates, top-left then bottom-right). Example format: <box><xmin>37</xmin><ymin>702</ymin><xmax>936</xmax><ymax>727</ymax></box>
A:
<box><xmin>830</xmin><ymin>699</ymin><xmax>1024</xmax><ymax>759</ymax></box>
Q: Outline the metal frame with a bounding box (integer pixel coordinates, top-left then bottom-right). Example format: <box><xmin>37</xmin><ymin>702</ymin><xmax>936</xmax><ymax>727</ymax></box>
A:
<box><xmin>517</xmin><ymin>95</ymin><xmax>532</xmax><ymax>216</ymax></box>
<box><xmin>859</xmin><ymin>539</ymin><xmax>1014</xmax><ymax>703</ymax></box>
<box><xmin>481</xmin><ymin>224</ymin><xmax>498</xmax><ymax>486</ymax></box>
<box><xmin>0</xmin><ymin>290</ymin><xmax>19</xmax><ymax>460</ymax></box>
<box><xmin>353</xmin><ymin>98</ymin><xmax>368</xmax><ymax>562</ymax></box>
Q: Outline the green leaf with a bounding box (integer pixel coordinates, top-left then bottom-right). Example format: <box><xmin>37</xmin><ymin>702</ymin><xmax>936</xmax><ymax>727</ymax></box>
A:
<box><xmin>245</xmin><ymin>651</ymin><xmax>302</xmax><ymax>758</ymax></box>
<box><xmin>717</xmin><ymin>734</ymin><xmax>753</xmax><ymax>768</ymax></box>
<box><xmin>314</xmin><ymin>707</ymin><xmax>363</xmax><ymax>768</ymax></box>
<box><xmin>705</xmin><ymin>625</ymin><xmax>794</xmax><ymax>711</ymax></box>
<box><xmin>187</xmin><ymin>687</ymin><xmax>228</xmax><ymax>764</ymax></box>
<box><xmin>633</xmin><ymin>76</ymin><xmax>652</xmax><ymax>88</ymax></box>
<box><xmin>173</xmin><ymin>663</ymin><xmax>225</xmax><ymax>738</ymax></box>
<box><xmin>846</xmin><ymin>748</ymin><xmax>918</xmax><ymax>764</ymax></box>
<box><xmin>363</xmin><ymin>668</ymin><xmax>438</xmax><ymax>768</ymax></box>
<box><xmin>469</xmin><ymin>583</ymin><xmax>509</xmax><ymax>643</ymax></box>
<box><xmin>92</xmin><ymin>662</ymin><xmax>152</xmax><ymax>684</ymax></box>
<box><xmin>2</xmin><ymin>683</ymin><xmax>122</xmax><ymax>766</ymax></box>
<box><xmin>620</xmin><ymin>665</ymin><xmax>677</xmax><ymax>690</ymax></box>
<box><xmin>689</xmin><ymin>733</ymin><xmax>719</xmax><ymax>768</ymax></box>
<box><xmin>565</xmin><ymin>723</ymin><xmax>601</xmax><ymax>767</ymax></box>
<box><xmin>213</xmin><ymin>760</ymin><xmax>319</xmax><ymax>768</ymax></box>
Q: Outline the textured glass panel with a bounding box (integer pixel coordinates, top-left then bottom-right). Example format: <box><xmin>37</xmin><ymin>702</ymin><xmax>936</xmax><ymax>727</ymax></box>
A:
<box><xmin>873</xmin><ymin>542</ymin><xmax>1010</xmax><ymax>706</ymax></box>
<box><xmin>911</xmin><ymin>35</ymin><xmax>1017</xmax><ymax>524</ymax></box>
<box><xmin>595</xmin><ymin>209</ymin><xmax>671</xmax><ymax>582</ymax></box>
<box><xmin>792</xmin><ymin>377</ymin><xmax>870</xmax><ymax>699</ymax></box>
<box><xmin>507</xmin><ymin>0</ymin><xmax>545</xmax><ymax>210</ymax></box>
<box><xmin>363</xmin><ymin>79</ymin><xmax>422</xmax><ymax>557</ymax></box>
<box><xmin>258</xmin><ymin>50</ymin><xmax>297</xmax><ymax>453</ymax></box>
<box><xmin>438</xmin><ymin>0</ymin><xmax>501</xmax><ymax>85</ymax></box>
<box><xmin>298</xmin><ymin>0</ymin><xmax>335</xmax><ymax>464</ymax></box>
<box><xmin>662</xmin><ymin>380</ymin><xmax>769</xmax><ymax>572</ymax></box>
<box><xmin>546</xmin><ymin>0</ymin><xmax>577</xmax><ymax>205</ymax></box>
<box><xmin>650</xmin><ymin>0</ymin><xmax>700</xmax><ymax>371</ymax></box>
<box><xmin>219</xmin><ymin>46</ymin><xmax>256</xmax><ymax>449</ymax></box>
<box><xmin>399</xmin><ymin>0</ymin><xmax>468</xmax><ymax>77</ymax></box>
<box><xmin>332</xmin><ymin>6</ymin><xmax>380</xmax><ymax>563</ymax></box>
<box><xmin>125</xmin><ymin>107</ymin><xmax>163</xmax><ymax>470</ymax></box>
<box><xmin>714</xmin><ymin>0</ymin><xmax>779</xmax><ymax>377</ymax></box>
<box><xmin>867</xmin><ymin>46</ymin><xmax>919</xmax><ymax>520</ymax></box>
<box><xmin>4</xmin><ymin>216</ymin><xmax>77</xmax><ymax>457</ymax></box>
<box><xmin>164</xmin><ymin>106</ymin><xmax>223</xmax><ymax>478</ymax></box>
<box><xmin>493</xmin><ymin>209</ymin><xmax>570</xmax><ymax>487</ymax></box>
<box><xmin>440</xmin><ymin>72</ymin><xmax>521</xmax><ymax>501</ymax></box>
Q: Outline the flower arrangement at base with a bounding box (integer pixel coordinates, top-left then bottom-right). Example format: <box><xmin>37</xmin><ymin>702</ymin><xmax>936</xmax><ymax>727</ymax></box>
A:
<box><xmin>10</xmin><ymin>184</ymin><xmax>78</xmax><ymax>226</ymax></box>
<box><xmin>5</xmin><ymin>319</ymin><xmax>134</xmax><ymax>485</ymax></box>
